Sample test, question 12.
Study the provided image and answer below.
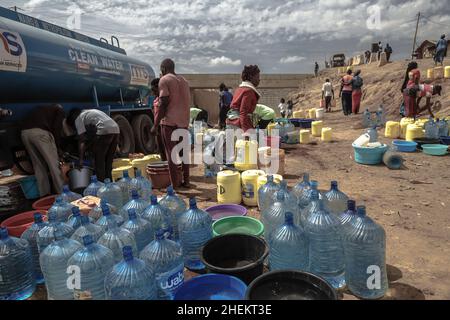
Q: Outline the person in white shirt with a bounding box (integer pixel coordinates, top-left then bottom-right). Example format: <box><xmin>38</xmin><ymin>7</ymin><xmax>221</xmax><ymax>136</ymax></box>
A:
<box><xmin>321</xmin><ymin>79</ymin><xmax>335</xmax><ymax>112</ymax></box>
<box><xmin>278</xmin><ymin>98</ymin><xmax>288</xmax><ymax>118</ymax></box>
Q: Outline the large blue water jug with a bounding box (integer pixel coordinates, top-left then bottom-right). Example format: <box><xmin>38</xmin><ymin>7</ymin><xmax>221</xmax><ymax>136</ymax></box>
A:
<box><xmin>178</xmin><ymin>198</ymin><xmax>213</xmax><ymax>270</ymax></box>
<box><xmin>298</xmin><ymin>180</ymin><xmax>322</xmax><ymax>220</ymax></box>
<box><xmin>40</xmin><ymin>230</ymin><xmax>82</xmax><ymax>300</ymax></box>
<box><xmin>292</xmin><ymin>172</ymin><xmax>311</xmax><ymax>200</ymax></box>
<box><xmin>37</xmin><ymin>211</ymin><xmax>75</xmax><ymax>254</ymax></box>
<box><xmin>343</xmin><ymin>206</ymin><xmax>388</xmax><ymax>299</ymax></box>
<box><xmin>48</xmin><ymin>196</ymin><xmax>74</xmax><ymax>222</ymax></box>
<box><xmin>140</xmin><ymin>229</ymin><xmax>184</xmax><ymax>300</ymax></box>
<box><xmin>66</xmin><ymin>206</ymin><xmax>84</xmax><ymax>230</ymax></box>
<box><xmin>362</xmin><ymin>109</ymin><xmax>372</xmax><ymax>128</ymax></box>
<box><xmin>119</xmin><ymin>189</ymin><xmax>149</xmax><ymax>219</ymax></box>
<box><xmin>104</xmin><ymin>246</ymin><xmax>157</xmax><ymax>300</ymax></box>
<box><xmin>300</xmin><ymin>188</ymin><xmax>322</xmax><ymax>227</ymax></box>
<box><xmin>261</xmin><ymin>191</ymin><xmax>290</xmax><ymax>239</ymax></box>
<box><xmin>97</xmin><ymin>179</ymin><xmax>123</xmax><ymax>211</ymax></box>
<box><xmin>89</xmin><ymin>199</ymin><xmax>117</xmax><ymax>222</ymax></box>
<box><xmin>278</xmin><ymin>180</ymin><xmax>298</xmax><ymax>214</ymax></box>
<box><xmin>268</xmin><ymin>212</ymin><xmax>309</xmax><ymax>272</ymax></box>
<box><xmin>21</xmin><ymin>213</ymin><xmax>48</xmax><ymax>284</ymax></box>
<box><xmin>0</xmin><ymin>227</ymin><xmax>36</xmax><ymax>300</ymax></box>
<box><xmin>98</xmin><ymin>216</ymin><xmax>138</xmax><ymax>263</ymax></box>
<box><xmin>60</xmin><ymin>185</ymin><xmax>82</xmax><ymax>203</ymax></box>
<box><xmin>159</xmin><ymin>185</ymin><xmax>186</xmax><ymax>242</ymax></box>
<box><xmin>130</xmin><ymin>169</ymin><xmax>153</xmax><ymax>201</ymax></box>
<box><xmin>324</xmin><ymin>181</ymin><xmax>349</xmax><ymax>215</ymax></box>
<box><xmin>122</xmin><ymin>209</ymin><xmax>153</xmax><ymax>253</ymax></box>
<box><xmin>303</xmin><ymin>199</ymin><xmax>346</xmax><ymax>290</ymax></box>
<box><xmin>67</xmin><ymin>235</ymin><xmax>115</xmax><ymax>300</ymax></box>
<box><xmin>116</xmin><ymin>170</ymin><xmax>133</xmax><ymax>205</ymax></box>
<box><xmin>437</xmin><ymin>118</ymin><xmax>449</xmax><ymax>137</ymax></box>
<box><xmin>425</xmin><ymin>118</ymin><xmax>439</xmax><ymax>139</ymax></box>
<box><xmin>141</xmin><ymin>195</ymin><xmax>172</xmax><ymax>240</ymax></box>
<box><xmin>337</xmin><ymin>200</ymin><xmax>357</xmax><ymax>232</ymax></box>
<box><xmin>70</xmin><ymin>215</ymin><xmax>104</xmax><ymax>244</ymax></box>
<box><xmin>258</xmin><ymin>175</ymin><xmax>280</xmax><ymax>211</ymax></box>
<box><xmin>83</xmin><ymin>175</ymin><xmax>104</xmax><ymax>197</ymax></box>
<box><xmin>95</xmin><ymin>204</ymin><xmax>124</xmax><ymax>233</ymax></box>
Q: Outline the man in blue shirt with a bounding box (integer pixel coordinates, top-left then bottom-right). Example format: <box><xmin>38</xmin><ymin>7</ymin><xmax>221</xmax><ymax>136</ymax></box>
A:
<box><xmin>219</xmin><ymin>83</ymin><xmax>233</xmax><ymax>129</ymax></box>
<box><xmin>435</xmin><ymin>34</ymin><xmax>448</xmax><ymax>66</ymax></box>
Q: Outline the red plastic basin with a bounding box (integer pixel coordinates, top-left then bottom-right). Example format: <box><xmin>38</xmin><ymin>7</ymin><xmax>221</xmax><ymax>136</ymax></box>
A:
<box><xmin>1</xmin><ymin>210</ymin><xmax>48</xmax><ymax>238</ymax></box>
<box><xmin>32</xmin><ymin>195</ymin><xmax>57</xmax><ymax>211</ymax></box>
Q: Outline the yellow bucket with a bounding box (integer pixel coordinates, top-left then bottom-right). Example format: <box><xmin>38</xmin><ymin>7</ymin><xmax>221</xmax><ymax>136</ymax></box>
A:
<box><xmin>112</xmin><ymin>166</ymin><xmax>134</xmax><ymax>182</ymax></box>
<box><xmin>131</xmin><ymin>155</ymin><xmax>161</xmax><ymax>174</ymax></box>
<box><xmin>427</xmin><ymin>68</ymin><xmax>434</xmax><ymax>79</ymax></box>
<box><xmin>434</xmin><ymin>66</ymin><xmax>444</xmax><ymax>79</ymax></box>
<box><xmin>321</xmin><ymin>127</ymin><xmax>332</xmax><ymax>142</ymax></box>
<box><xmin>235</xmin><ymin>139</ymin><xmax>258</xmax><ymax>172</ymax></box>
<box><xmin>384</xmin><ymin>121</ymin><xmax>400</xmax><ymax>139</ymax></box>
<box><xmin>241</xmin><ymin>170</ymin><xmax>266</xmax><ymax>207</ymax></box>
<box><xmin>300</xmin><ymin>130</ymin><xmax>311</xmax><ymax>144</ymax></box>
<box><xmin>445</xmin><ymin>66</ymin><xmax>450</xmax><ymax>79</ymax></box>
<box><xmin>311</xmin><ymin>121</ymin><xmax>323</xmax><ymax>137</ymax></box>
<box><xmin>309</xmin><ymin>108</ymin><xmax>316</xmax><ymax>119</ymax></box>
<box><xmin>113</xmin><ymin>158</ymin><xmax>131</xmax><ymax>169</ymax></box>
<box><xmin>405</xmin><ymin>124</ymin><xmax>424</xmax><ymax>141</ymax></box>
<box><xmin>293</xmin><ymin>110</ymin><xmax>305</xmax><ymax>118</ymax></box>
<box><xmin>217</xmin><ymin>170</ymin><xmax>242</xmax><ymax>204</ymax></box>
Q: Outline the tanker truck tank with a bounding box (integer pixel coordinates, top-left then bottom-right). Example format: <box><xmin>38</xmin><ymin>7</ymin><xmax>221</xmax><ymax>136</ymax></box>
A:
<box><xmin>0</xmin><ymin>6</ymin><xmax>157</xmax><ymax>168</ymax></box>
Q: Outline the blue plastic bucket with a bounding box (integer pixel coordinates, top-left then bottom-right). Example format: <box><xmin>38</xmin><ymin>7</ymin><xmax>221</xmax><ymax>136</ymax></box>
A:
<box><xmin>352</xmin><ymin>144</ymin><xmax>388</xmax><ymax>165</ymax></box>
<box><xmin>19</xmin><ymin>176</ymin><xmax>40</xmax><ymax>200</ymax></box>
<box><xmin>174</xmin><ymin>274</ymin><xmax>247</xmax><ymax>300</ymax></box>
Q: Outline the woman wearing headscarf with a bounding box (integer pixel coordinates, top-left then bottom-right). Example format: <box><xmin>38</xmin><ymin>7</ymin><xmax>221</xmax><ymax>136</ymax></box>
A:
<box><xmin>351</xmin><ymin>70</ymin><xmax>363</xmax><ymax>114</ymax></box>
<box><xmin>401</xmin><ymin>61</ymin><xmax>420</xmax><ymax>118</ymax></box>
<box><xmin>226</xmin><ymin>65</ymin><xmax>261</xmax><ymax>132</ymax></box>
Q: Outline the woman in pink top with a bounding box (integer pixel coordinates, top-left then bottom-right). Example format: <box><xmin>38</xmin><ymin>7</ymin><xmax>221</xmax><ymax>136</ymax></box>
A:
<box><xmin>339</xmin><ymin>69</ymin><xmax>353</xmax><ymax>116</ymax></box>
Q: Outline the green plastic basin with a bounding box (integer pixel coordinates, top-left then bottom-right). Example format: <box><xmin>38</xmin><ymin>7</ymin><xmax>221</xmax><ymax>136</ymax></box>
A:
<box><xmin>422</xmin><ymin>144</ymin><xmax>448</xmax><ymax>156</ymax></box>
<box><xmin>212</xmin><ymin>216</ymin><xmax>264</xmax><ymax>237</ymax></box>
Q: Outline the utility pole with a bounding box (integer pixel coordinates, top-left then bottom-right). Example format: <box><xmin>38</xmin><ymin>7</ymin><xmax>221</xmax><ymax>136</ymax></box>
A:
<box><xmin>411</xmin><ymin>12</ymin><xmax>420</xmax><ymax>59</ymax></box>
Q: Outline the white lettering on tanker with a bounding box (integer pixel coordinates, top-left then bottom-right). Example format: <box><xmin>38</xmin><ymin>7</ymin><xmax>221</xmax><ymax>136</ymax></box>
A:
<box><xmin>0</xmin><ymin>29</ymin><xmax>27</xmax><ymax>72</ymax></box>
<box><xmin>68</xmin><ymin>48</ymin><xmax>124</xmax><ymax>74</ymax></box>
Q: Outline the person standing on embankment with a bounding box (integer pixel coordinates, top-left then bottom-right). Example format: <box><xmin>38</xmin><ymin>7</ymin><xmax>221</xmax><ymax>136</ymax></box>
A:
<box><xmin>351</xmin><ymin>70</ymin><xmax>364</xmax><ymax>114</ymax></box>
<box><xmin>339</xmin><ymin>69</ymin><xmax>353</xmax><ymax>116</ymax></box>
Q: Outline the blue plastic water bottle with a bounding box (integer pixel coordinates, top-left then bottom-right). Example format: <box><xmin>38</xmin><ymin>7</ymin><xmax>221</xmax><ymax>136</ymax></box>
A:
<box><xmin>83</xmin><ymin>175</ymin><xmax>104</xmax><ymax>197</ymax></box>
<box><xmin>97</xmin><ymin>178</ymin><xmax>123</xmax><ymax>211</ymax></box>
<box><xmin>0</xmin><ymin>227</ymin><xmax>36</xmax><ymax>300</ymax></box>
<box><xmin>104</xmin><ymin>246</ymin><xmax>157</xmax><ymax>300</ymax></box>
<box><xmin>159</xmin><ymin>185</ymin><xmax>187</xmax><ymax>241</ymax></box>
<box><xmin>122</xmin><ymin>209</ymin><xmax>154</xmax><ymax>253</ymax></box>
<box><xmin>178</xmin><ymin>198</ymin><xmax>213</xmax><ymax>270</ymax></box>
<box><xmin>140</xmin><ymin>229</ymin><xmax>184</xmax><ymax>300</ymax></box>
<box><xmin>141</xmin><ymin>195</ymin><xmax>172</xmax><ymax>240</ymax></box>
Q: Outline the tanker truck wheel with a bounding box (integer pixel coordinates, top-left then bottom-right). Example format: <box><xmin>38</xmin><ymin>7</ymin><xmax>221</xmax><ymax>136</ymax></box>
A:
<box><xmin>112</xmin><ymin>114</ymin><xmax>135</xmax><ymax>156</ymax></box>
<box><xmin>132</xmin><ymin>114</ymin><xmax>157</xmax><ymax>154</ymax></box>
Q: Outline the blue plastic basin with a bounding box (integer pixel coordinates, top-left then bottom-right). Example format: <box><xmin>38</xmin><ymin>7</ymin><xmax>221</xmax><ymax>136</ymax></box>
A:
<box><xmin>352</xmin><ymin>144</ymin><xmax>388</xmax><ymax>165</ymax></box>
<box><xmin>392</xmin><ymin>140</ymin><xmax>417</xmax><ymax>152</ymax></box>
<box><xmin>174</xmin><ymin>274</ymin><xmax>247</xmax><ymax>300</ymax></box>
<box><xmin>290</xmin><ymin>118</ymin><xmax>315</xmax><ymax>129</ymax></box>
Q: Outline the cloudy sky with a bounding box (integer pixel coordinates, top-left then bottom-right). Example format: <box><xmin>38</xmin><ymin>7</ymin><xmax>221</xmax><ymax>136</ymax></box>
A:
<box><xmin>2</xmin><ymin>0</ymin><xmax>450</xmax><ymax>74</ymax></box>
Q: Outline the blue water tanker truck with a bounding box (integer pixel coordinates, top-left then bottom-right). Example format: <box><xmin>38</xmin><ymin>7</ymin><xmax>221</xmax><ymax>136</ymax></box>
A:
<box><xmin>0</xmin><ymin>6</ymin><xmax>156</xmax><ymax>172</ymax></box>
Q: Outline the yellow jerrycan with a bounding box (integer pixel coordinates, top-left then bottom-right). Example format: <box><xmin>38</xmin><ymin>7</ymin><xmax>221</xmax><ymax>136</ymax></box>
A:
<box><xmin>112</xmin><ymin>166</ymin><xmax>135</xmax><ymax>182</ymax></box>
<box><xmin>405</xmin><ymin>124</ymin><xmax>424</xmax><ymax>141</ymax></box>
<box><xmin>384</xmin><ymin>121</ymin><xmax>400</xmax><ymax>139</ymax></box>
<box><xmin>321</xmin><ymin>127</ymin><xmax>333</xmax><ymax>142</ymax></box>
<box><xmin>300</xmin><ymin>130</ymin><xmax>311</xmax><ymax>144</ymax></box>
<box><xmin>217</xmin><ymin>170</ymin><xmax>242</xmax><ymax>204</ymax></box>
<box><xmin>241</xmin><ymin>170</ymin><xmax>266</xmax><ymax>207</ymax></box>
<box><xmin>234</xmin><ymin>137</ymin><xmax>258</xmax><ymax>171</ymax></box>
<box><xmin>311</xmin><ymin>120</ymin><xmax>323</xmax><ymax>137</ymax></box>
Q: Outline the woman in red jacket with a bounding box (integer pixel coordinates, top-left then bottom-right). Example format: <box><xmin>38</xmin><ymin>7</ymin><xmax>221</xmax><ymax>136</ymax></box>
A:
<box><xmin>226</xmin><ymin>65</ymin><xmax>261</xmax><ymax>132</ymax></box>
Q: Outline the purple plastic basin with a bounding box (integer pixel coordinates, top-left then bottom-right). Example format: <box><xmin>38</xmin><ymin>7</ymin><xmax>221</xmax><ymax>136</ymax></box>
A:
<box><xmin>205</xmin><ymin>204</ymin><xmax>248</xmax><ymax>221</ymax></box>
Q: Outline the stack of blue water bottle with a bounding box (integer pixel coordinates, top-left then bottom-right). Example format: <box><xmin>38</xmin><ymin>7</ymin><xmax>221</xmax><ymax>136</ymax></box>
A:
<box><xmin>261</xmin><ymin>173</ymin><xmax>388</xmax><ymax>299</ymax></box>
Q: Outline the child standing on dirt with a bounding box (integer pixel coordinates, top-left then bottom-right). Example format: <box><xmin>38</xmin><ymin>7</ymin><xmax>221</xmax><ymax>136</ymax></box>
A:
<box><xmin>322</xmin><ymin>79</ymin><xmax>334</xmax><ymax>112</ymax></box>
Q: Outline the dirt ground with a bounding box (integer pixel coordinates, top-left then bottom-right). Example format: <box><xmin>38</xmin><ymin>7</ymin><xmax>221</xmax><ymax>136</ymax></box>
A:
<box><xmin>167</xmin><ymin>111</ymin><xmax>449</xmax><ymax>300</ymax></box>
<box><xmin>29</xmin><ymin>110</ymin><xmax>449</xmax><ymax>300</ymax></box>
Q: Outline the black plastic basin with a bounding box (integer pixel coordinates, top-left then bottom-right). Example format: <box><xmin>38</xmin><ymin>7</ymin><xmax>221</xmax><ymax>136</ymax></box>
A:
<box><xmin>413</xmin><ymin>137</ymin><xmax>440</xmax><ymax>150</ymax></box>
<box><xmin>246</xmin><ymin>270</ymin><xmax>338</xmax><ymax>300</ymax></box>
<box><xmin>201</xmin><ymin>234</ymin><xmax>268</xmax><ymax>285</ymax></box>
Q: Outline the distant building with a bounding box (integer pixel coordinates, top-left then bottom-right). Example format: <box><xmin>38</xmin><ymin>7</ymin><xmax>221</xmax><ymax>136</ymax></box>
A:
<box><xmin>415</xmin><ymin>40</ymin><xmax>450</xmax><ymax>59</ymax></box>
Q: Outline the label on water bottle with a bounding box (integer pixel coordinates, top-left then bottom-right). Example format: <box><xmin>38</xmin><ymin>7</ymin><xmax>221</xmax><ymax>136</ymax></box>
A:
<box><xmin>73</xmin><ymin>289</ymin><xmax>92</xmax><ymax>300</ymax></box>
<box><xmin>157</xmin><ymin>265</ymin><xmax>184</xmax><ymax>298</ymax></box>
